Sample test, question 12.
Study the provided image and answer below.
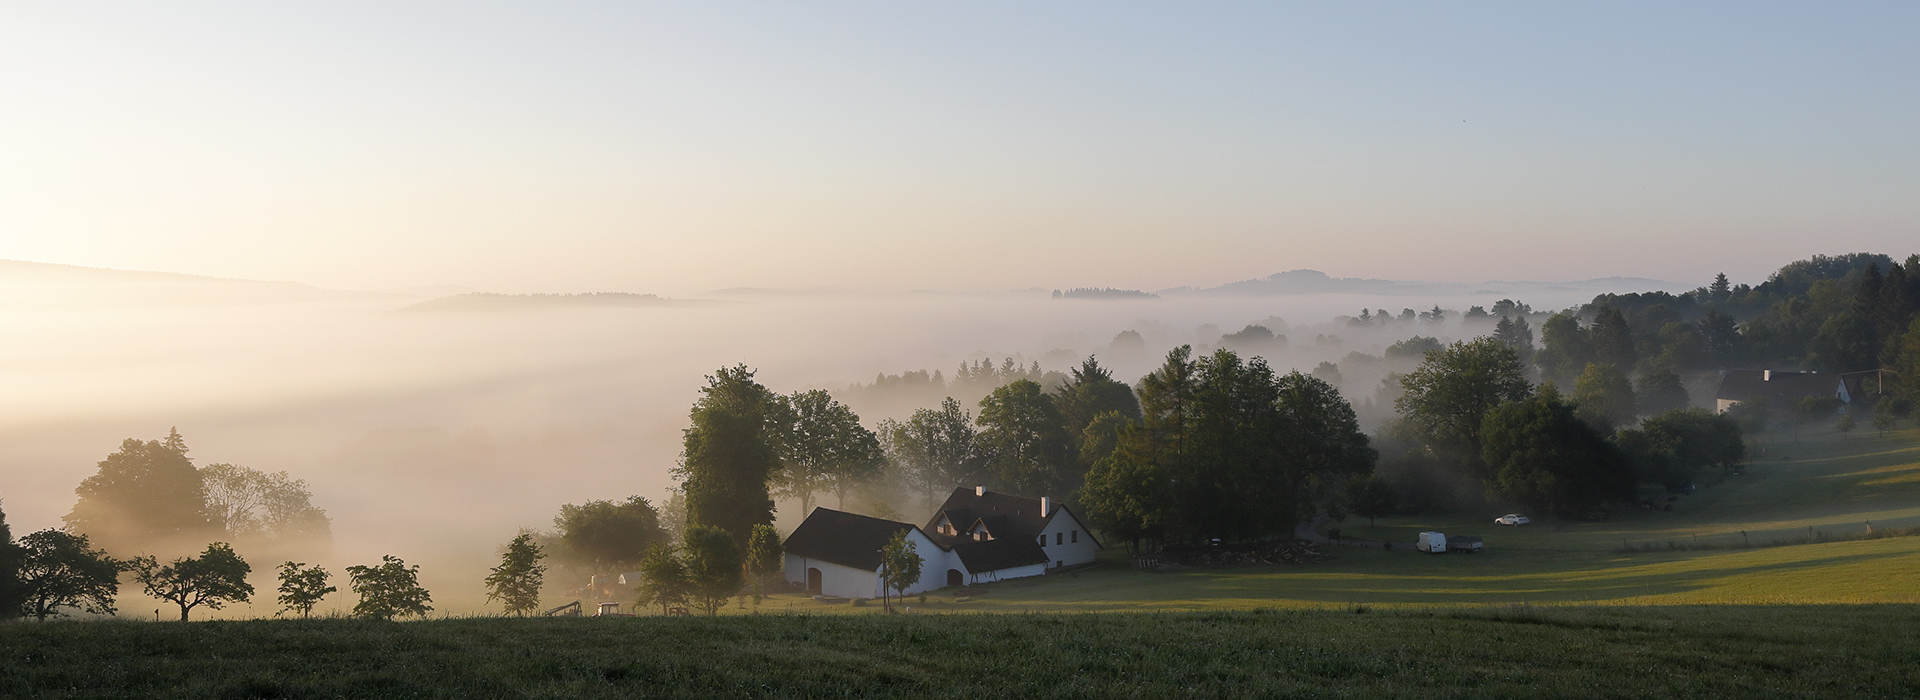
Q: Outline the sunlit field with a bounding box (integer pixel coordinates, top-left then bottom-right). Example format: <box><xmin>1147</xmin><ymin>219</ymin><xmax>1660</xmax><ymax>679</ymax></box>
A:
<box><xmin>14</xmin><ymin>428</ymin><xmax>1917</xmax><ymax>698</ymax></box>
<box><xmin>756</xmin><ymin>426</ymin><xmax>1920</xmax><ymax>614</ymax></box>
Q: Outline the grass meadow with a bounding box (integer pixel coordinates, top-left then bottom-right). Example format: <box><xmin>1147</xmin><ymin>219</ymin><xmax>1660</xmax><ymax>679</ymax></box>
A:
<box><xmin>5</xmin><ymin>606</ymin><xmax>1919</xmax><ymax>698</ymax></box>
<box><xmin>5</xmin><ymin>426</ymin><xmax>1918</xmax><ymax>698</ymax></box>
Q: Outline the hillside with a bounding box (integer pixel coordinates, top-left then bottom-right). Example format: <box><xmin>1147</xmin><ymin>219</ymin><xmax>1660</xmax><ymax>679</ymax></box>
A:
<box><xmin>0</xmin><ymin>259</ymin><xmax>388</xmax><ymax>308</ymax></box>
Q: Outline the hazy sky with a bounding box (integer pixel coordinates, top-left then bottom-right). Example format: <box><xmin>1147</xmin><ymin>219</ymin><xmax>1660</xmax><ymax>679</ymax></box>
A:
<box><xmin>3</xmin><ymin>2</ymin><xmax>1916</xmax><ymax>293</ymax></box>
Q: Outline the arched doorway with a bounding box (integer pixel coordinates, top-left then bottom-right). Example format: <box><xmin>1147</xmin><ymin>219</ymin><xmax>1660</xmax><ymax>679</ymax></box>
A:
<box><xmin>946</xmin><ymin>569</ymin><xmax>963</xmax><ymax>587</ymax></box>
<box><xmin>806</xmin><ymin>567</ymin><xmax>822</xmax><ymax>595</ymax></box>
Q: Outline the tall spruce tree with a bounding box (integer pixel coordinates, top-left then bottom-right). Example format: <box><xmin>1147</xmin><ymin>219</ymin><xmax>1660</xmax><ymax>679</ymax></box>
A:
<box><xmin>1589</xmin><ymin>307</ymin><xmax>1636</xmax><ymax>370</ymax></box>
<box><xmin>1053</xmin><ymin>356</ymin><xmax>1143</xmax><ymax>452</ymax></box>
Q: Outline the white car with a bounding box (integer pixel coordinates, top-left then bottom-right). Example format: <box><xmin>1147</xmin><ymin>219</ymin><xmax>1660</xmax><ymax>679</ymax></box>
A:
<box><xmin>1494</xmin><ymin>514</ymin><xmax>1530</xmax><ymax>526</ymax></box>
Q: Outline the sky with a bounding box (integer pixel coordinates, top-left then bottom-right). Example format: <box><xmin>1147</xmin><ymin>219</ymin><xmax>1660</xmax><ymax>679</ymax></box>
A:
<box><xmin>2</xmin><ymin>2</ymin><xmax>1917</xmax><ymax>294</ymax></box>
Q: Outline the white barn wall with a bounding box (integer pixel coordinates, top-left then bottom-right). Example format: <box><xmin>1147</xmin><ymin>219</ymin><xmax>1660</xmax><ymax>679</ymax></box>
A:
<box><xmin>784</xmin><ymin>529</ymin><xmax>958</xmax><ymax>598</ymax></box>
<box><xmin>1038</xmin><ymin>509</ymin><xmax>1098</xmax><ymax>568</ymax></box>
<box><xmin>967</xmin><ymin>562</ymin><xmax>1045</xmax><ymax>584</ymax></box>
<box><xmin>785</xmin><ymin>556</ymin><xmax>880</xmax><ymax>599</ymax></box>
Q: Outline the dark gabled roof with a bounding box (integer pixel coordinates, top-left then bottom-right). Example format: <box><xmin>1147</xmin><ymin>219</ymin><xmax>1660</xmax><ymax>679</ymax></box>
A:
<box><xmin>1716</xmin><ymin>370</ymin><xmax>1848</xmax><ymax>405</ymax></box>
<box><xmin>782</xmin><ymin>508</ymin><xmax>917</xmax><ymax>572</ymax></box>
<box><xmin>951</xmin><ymin>537</ymin><xmax>1049</xmax><ymax>572</ymax></box>
<box><xmin>926</xmin><ymin>488</ymin><xmax>1050</xmax><ymax>543</ymax></box>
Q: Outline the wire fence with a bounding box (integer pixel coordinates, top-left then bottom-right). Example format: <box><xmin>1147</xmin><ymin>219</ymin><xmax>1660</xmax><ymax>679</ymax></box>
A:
<box><xmin>1614</xmin><ymin>515</ymin><xmax>1920</xmax><ymax>553</ymax></box>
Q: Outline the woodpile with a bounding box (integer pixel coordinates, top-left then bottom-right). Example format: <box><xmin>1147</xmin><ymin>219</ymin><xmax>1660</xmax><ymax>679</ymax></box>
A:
<box><xmin>1133</xmin><ymin>539</ymin><xmax>1327</xmax><ymax>570</ymax></box>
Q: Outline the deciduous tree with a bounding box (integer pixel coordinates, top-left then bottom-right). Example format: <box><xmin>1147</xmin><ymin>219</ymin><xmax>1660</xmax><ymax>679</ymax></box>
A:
<box><xmin>1394</xmin><ymin>338</ymin><xmax>1532</xmax><ymax>477</ymax></box>
<box><xmin>1872</xmin><ymin>396</ymin><xmax>1902</xmax><ymax>436</ymax></box>
<box><xmin>484</xmin><ymin>534</ymin><xmax>546</xmax><ymax>616</ymax></box>
<box><xmin>883</xmin><ymin>398</ymin><xmax>987</xmax><ymax>507</ymax></box>
<box><xmin>346</xmin><ymin>555</ymin><xmax>433</xmax><ymax>620</ymax></box>
<box><xmin>276</xmin><ymin>561</ymin><xmax>335</xmax><ymax>619</ymax></box>
<box><xmin>680</xmin><ymin>525</ymin><xmax>742</xmax><ymax>617</ymax></box>
<box><xmin>1536</xmin><ymin>312</ymin><xmax>1591</xmax><ymax>384</ymax></box>
<box><xmin>675</xmin><ymin>366</ymin><xmax>785</xmax><ymax>543</ymax></box>
<box><xmin>977</xmin><ymin>379</ymin><xmax>1074</xmax><ymax>497</ymax></box>
<box><xmin>1572</xmin><ymin>363</ymin><xmax>1638</xmax><ymax>432</ymax></box>
<box><xmin>1481</xmin><ymin>388</ymin><xmax>1635</xmax><ymax>517</ymax></box>
<box><xmin>65</xmin><ymin>429</ymin><xmax>215</xmax><ymax>555</ymax></box>
<box><xmin>1635</xmin><ymin>371</ymin><xmax>1691</xmax><ymax>415</ymax></box>
<box><xmin>877</xmin><ymin>530</ymin><xmax>921</xmax><ymax>614</ymax></box>
<box><xmin>775</xmin><ymin>390</ymin><xmax>885</xmax><ymax>512</ymax></box>
<box><xmin>552</xmin><ymin>496</ymin><xmax>665</xmax><ymax>576</ymax></box>
<box><xmin>16</xmin><ymin>530</ymin><xmax>122</xmax><ymax>622</ymax></box>
<box><xmin>635</xmin><ymin>544</ymin><xmax>691</xmax><ymax>615</ymax></box>
<box><xmin>743</xmin><ymin>524</ymin><xmax>783</xmax><ymax>604</ymax></box>
<box><xmin>131</xmin><ymin>542</ymin><xmax>253</xmax><ymax>622</ymax></box>
<box><xmin>199</xmin><ymin>463</ymin><xmax>331</xmax><ymax>543</ymax></box>
<box><xmin>1343</xmin><ymin>474</ymin><xmax>1395</xmax><ymax>527</ymax></box>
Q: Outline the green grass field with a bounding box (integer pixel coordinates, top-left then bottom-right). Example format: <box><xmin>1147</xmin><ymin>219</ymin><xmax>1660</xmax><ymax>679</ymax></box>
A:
<box><xmin>759</xmin><ymin>425</ymin><xmax>1920</xmax><ymax>614</ymax></box>
<box><xmin>6</xmin><ymin>606</ymin><xmax>1919</xmax><ymax>698</ymax></box>
<box><xmin>6</xmin><ymin>426</ymin><xmax>1917</xmax><ymax>698</ymax></box>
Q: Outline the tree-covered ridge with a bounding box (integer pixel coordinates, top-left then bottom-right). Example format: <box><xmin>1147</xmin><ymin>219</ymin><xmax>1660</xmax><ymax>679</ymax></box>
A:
<box><xmin>1051</xmin><ymin>287</ymin><xmax>1157</xmax><ymax>300</ymax></box>
<box><xmin>1541</xmin><ymin>252</ymin><xmax>1920</xmax><ymax>378</ymax></box>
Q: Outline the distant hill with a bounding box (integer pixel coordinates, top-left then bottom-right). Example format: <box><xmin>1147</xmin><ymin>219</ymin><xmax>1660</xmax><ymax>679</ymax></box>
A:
<box><xmin>0</xmin><ymin>259</ymin><xmax>389</xmax><ymax>308</ymax></box>
<box><xmin>1158</xmin><ymin>269</ymin><xmax>1682</xmax><ymax>298</ymax></box>
<box><xmin>398</xmin><ymin>292</ymin><xmax>708</xmax><ymax>313</ymax></box>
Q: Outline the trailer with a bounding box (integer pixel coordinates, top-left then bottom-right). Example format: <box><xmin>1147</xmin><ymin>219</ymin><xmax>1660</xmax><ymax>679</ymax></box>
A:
<box><xmin>1447</xmin><ymin>535</ymin><xmax>1483</xmax><ymax>553</ymax></box>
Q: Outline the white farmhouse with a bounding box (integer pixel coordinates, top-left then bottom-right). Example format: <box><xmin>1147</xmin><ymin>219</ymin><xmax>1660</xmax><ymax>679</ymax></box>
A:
<box><xmin>782</xmin><ymin>509</ymin><xmax>952</xmax><ymax>598</ymax></box>
<box><xmin>782</xmin><ymin>487</ymin><xmax>1100</xmax><ymax>599</ymax></box>
<box><xmin>925</xmin><ymin>487</ymin><xmax>1099</xmax><ymax>570</ymax></box>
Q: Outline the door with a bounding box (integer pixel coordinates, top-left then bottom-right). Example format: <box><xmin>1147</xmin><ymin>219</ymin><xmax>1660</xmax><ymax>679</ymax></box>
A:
<box><xmin>947</xmin><ymin>569</ymin><xmax>963</xmax><ymax>587</ymax></box>
<box><xmin>806</xmin><ymin>567</ymin><xmax>822</xmax><ymax>595</ymax></box>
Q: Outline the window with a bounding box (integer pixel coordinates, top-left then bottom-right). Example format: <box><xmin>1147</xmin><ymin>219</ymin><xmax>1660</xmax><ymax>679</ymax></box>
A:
<box><xmin>1071</xmin><ymin>530</ymin><xmax>1078</xmax><ymax>543</ymax></box>
<box><xmin>1056</xmin><ymin>532</ymin><xmax>1063</xmax><ymax>545</ymax></box>
<box><xmin>1037</xmin><ymin>536</ymin><xmax>1045</xmax><ymax>547</ymax></box>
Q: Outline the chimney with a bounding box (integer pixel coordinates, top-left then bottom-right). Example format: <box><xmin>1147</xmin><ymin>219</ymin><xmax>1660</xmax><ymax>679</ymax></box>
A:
<box><xmin>1764</xmin><ymin>369</ymin><xmax>1771</xmax><ymax>381</ymax></box>
<box><xmin>975</xmin><ymin>485</ymin><xmax>985</xmax><ymax>497</ymax></box>
<box><xmin>1041</xmin><ymin>496</ymin><xmax>1051</xmax><ymax>516</ymax></box>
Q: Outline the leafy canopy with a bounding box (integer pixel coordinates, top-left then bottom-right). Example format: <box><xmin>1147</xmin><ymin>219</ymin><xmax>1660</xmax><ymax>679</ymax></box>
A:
<box><xmin>346</xmin><ymin>555</ymin><xmax>433</xmax><ymax>621</ymax></box>
<box><xmin>131</xmin><ymin>541</ymin><xmax>254</xmax><ymax>622</ymax></box>
<box><xmin>16</xmin><ymin>529</ymin><xmax>123</xmax><ymax>622</ymax></box>
<box><xmin>484</xmin><ymin>534</ymin><xmax>547</xmax><ymax>616</ymax></box>
<box><xmin>276</xmin><ymin>561</ymin><xmax>335</xmax><ymax>619</ymax></box>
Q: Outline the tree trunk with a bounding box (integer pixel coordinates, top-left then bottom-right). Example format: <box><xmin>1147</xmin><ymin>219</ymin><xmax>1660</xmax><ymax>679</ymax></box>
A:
<box><xmin>179</xmin><ymin>604</ymin><xmax>191</xmax><ymax>622</ymax></box>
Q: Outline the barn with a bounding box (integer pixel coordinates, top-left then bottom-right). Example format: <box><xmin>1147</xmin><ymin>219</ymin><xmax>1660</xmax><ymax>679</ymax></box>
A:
<box><xmin>781</xmin><ymin>487</ymin><xmax>1100</xmax><ymax>599</ymax></box>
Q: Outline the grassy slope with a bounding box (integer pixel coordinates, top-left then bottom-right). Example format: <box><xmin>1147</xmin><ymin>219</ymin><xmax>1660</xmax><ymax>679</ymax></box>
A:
<box><xmin>6</xmin><ymin>428</ymin><xmax>1919</xmax><ymax>698</ymax></box>
<box><xmin>772</xmin><ymin>426</ymin><xmax>1920</xmax><ymax>613</ymax></box>
<box><xmin>6</xmin><ymin>607</ymin><xmax>1919</xmax><ymax>699</ymax></box>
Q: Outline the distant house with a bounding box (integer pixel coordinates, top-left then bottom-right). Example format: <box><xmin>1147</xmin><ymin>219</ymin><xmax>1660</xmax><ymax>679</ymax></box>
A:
<box><xmin>782</xmin><ymin>509</ymin><xmax>951</xmax><ymax>599</ymax></box>
<box><xmin>1714</xmin><ymin>369</ymin><xmax>1885</xmax><ymax>414</ymax></box>
<box><xmin>925</xmin><ymin>487</ymin><xmax>1100</xmax><ymax>571</ymax></box>
<box><xmin>781</xmin><ymin>487</ymin><xmax>1100</xmax><ymax>599</ymax></box>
